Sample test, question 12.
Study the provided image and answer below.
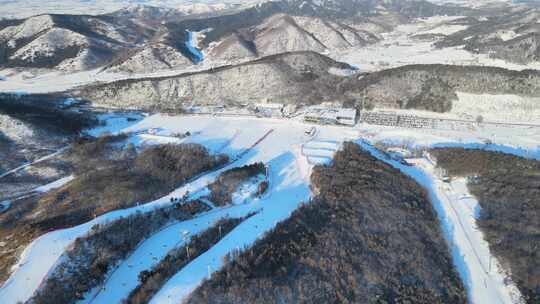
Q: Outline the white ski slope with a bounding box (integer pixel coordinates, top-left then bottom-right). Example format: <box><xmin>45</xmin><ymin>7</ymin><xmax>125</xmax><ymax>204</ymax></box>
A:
<box><xmin>34</xmin><ymin>175</ymin><xmax>74</xmax><ymax>193</ymax></box>
<box><xmin>1</xmin><ymin>112</ymin><xmax>537</xmax><ymax>304</ymax></box>
<box><xmin>137</xmin><ymin>115</ymin><xmax>535</xmax><ymax>304</ymax></box>
<box><xmin>412</xmin><ymin>158</ymin><xmax>523</xmax><ymax>304</ymax></box>
<box><xmin>81</xmin><ymin>205</ymin><xmax>262</xmax><ymax>304</ymax></box>
<box><xmin>91</xmin><ymin>117</ymin><xmax>354</xmax><ymax>304</ymax></box>
<box><xmin>0</xmin><ymin>115</ymin><xmax>355</xmax><ymax>304</ymax></box>
<box><xmin>355</xmin><ymin>140</ymin><xmax>525</xmax><ymax>304</ymax></box>
<box><xmin>301</xmin><ymin>139</ymin><xmax>341</xmax><ymax>165</ymax></box>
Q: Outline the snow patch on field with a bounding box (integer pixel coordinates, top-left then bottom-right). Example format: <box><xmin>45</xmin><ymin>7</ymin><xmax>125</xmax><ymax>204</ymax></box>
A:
<box><xmin>492</xmin><ymin>29</ymin><xmax>521</xmax><ymax>41</ymax></box>
<box><xmin>452</xmin><ymin>92</ymin><xmax>540</xmax><ymax>124</ymax></box>
<box><xmin>34</xmin><ymin>175</ymin><xmax>74</xmax><ymax>193</ymax></box>
<box><xmin>191</xmin><ymin>28</ymin><xmax>212</xmax><ymax>50</ymax></box>
<box><xmin>328</xmin><ymin>66</ymin><xmax>358</xmax><ymax>76</ymax></box>
<box><xmin>418</xmin><ymin>24</ymin><xmax>468</xmax><ymax>35</ymax></box>
<box><xmin>0</xmin><ymin>114</ymin><xmax>35</xmax><ymax>142</ymax></box>
<box><xmin>85</xmin><ymin>112</ymin><xmax>145</xmax><ymax>137</ymax></box>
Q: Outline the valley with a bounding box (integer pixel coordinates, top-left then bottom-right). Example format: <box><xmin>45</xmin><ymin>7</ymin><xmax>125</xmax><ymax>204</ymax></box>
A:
<box><xmin>0</xmin><ymin>1</ymin><xmax>539</xmax><ymax>304</ymax></box>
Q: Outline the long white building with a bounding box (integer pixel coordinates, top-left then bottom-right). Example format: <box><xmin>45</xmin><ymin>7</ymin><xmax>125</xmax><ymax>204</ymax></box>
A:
<box><xmin>304</xmin><ymin>107</ymin><xmax>357</xmax><ymax>126</ymax></box>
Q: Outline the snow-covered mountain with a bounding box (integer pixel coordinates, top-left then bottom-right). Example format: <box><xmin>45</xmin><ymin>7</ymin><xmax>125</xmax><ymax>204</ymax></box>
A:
<box><xmin>427</xmin><ymin>0</ymin><xmax>511</xmax><ymax>8</ymax></box>
<box><xmin>2</xmin><ymin>2</ymin><xmax>540</xmax><ymax>304</ymax></box>
<box><xmin>435</xmin><ymin>5</ymin><xmax>540</xmax><ymax>64</ymax></box>
<box><xmin>0</xmin><ymin>12</ymin><xmax>156</xmax><ymax>71</ymax></box>
<box><xmin>78</xmin><ymin>52</ymin><xmax>540</xmax><ymax>112</ymax></box>
<box><xmin>0</xmin><ymin>0</ymin><xmax>472</xmax><ymax>73</ymax></box>
<box><xmin>79</xmin><ymin>51</ymin><xmax>355</xmax><ymax>109</ymax></box>
<box><xmin>206</xmin><ymin>13</ymin><xmax>378</xmax><ymax>62</ymax></box>
<box><xmin>0</xmin><ymin>0</ymin><xmax>257</xmax><ymax>19</ymax></box>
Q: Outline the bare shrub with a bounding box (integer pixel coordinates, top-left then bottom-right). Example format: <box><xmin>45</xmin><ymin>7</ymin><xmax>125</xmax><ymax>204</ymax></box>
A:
<box><xmin>135</xmin><ymin>144</ymin><xmax>228</xmax><ymax>184</ymax></box>
<box><xmin>208</xmin><ymin>163</ymin><xmax>265</xmax><ymax>206</ymax></box>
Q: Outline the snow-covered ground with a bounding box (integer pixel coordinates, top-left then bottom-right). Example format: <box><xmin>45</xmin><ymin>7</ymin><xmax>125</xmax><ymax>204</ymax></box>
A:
<box><xmin>34</xmin><ymin>175</ymin><xmax>74</xmax><ymax>193</ymax></box>
<box><xmin>0</xmin><ymin>62</ymin><xmax>209</xmax><ymax>94</ymax></box>
<box><xmin>335</xmin><ymin>16</ymin><xmax>540</xmax><ymax>72</ymax></box>
<box><xmin>428</xmin><ymin>0</ymin><xmax>511</xmax><ymax>8</ymax></box>
<box><xmin>0</xmin><ymin>201</ymin><xmax>10</xmax><ymax>213</ymax></box>
<box><xmin>80</xmin><ymin>205</ymin><xmax>262</xmax><ymax>304</ymax></box>
<box><xmin>365</xmin><ymin>97</ymin><xmax>540</xmax><ymax>129</ymax></box>
<box><xmin>0</xmin><ymin>114</ymin><xmax>35</xmax><ymax>142</ymax></box>
<box><xmin>412</xmin><ymin>159</ymin><xmax>523</xmax><ymax>304</ymax></box>
<box><xmin>1</xmin><ymin>174</ymin><xmax>76</xmax><ymax>213</ymax></box>
<box><xmin>355</xmin><ymin>140</ymin><xmax>525</xmax><ymax>303</ymax></box>
<box><xmin>0</xmin><ymin>147</ymin><xmax>70</xmax><ymax>180</ymax></box>
<box><xmin>301</xmin><ymin>139</ymin><xmax>342</xmax><ymax>165</ymax></box>
<box><xmin>0</xmin><ymin>50</ymin><xmax>260</xmax><ymax>94</ymax></box>
<box><xmin>85</xmin><ymin>112</ymin><xmax>145</xmax><ymax>137</ymax></box>
<box><xmin>186</xmin><ymin>31</ymin><xmax>204</xmax><ymax>64</ymax></box>
<box><xmin>356</xmin><ymin>120</ymin><xmax>540</xmax><ymax>159</ymax></box>
<box><xmin>452</xmin><ymin>92</ymin><xmax>540</xmax><ymax>124</ymax></box>
<box><xmin>0</xmin><ymin>115</ymin><xmax>356</xmax><ymax>304</ymax></box>
<box><xmin>1</xmin><ymin>112</ymin><xmax>537</xmax><ymax>304</ymax></box>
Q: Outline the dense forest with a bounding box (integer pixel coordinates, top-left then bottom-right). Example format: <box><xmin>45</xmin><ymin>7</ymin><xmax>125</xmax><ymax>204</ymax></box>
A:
<box><xmin>186</xmin><ymin>142</ymin><xmax>466</xmax><ymax>304</ymax></box>
<box><xmin>0</xmin><ymin>138</ymin><xmax>227</xmax><ymax>286</ymax></box>
<box><xmin>431</xmin><ymin>148</ymin><xmax>540</xmax><ymax>304</ymax></box>
<box><xmin>0</xmin><ymin>93</ymin><xmax>97</xmax><ymax>135</ymax></box>
<box><xmin>26</xmin><ymin>141</ymin><xmax>227</xmax><ymax>231</ymax></box>
<box><xmin>29</xmin><ymin>199</ymin><xmax>209</xmax><ymax>304</ymax></box>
